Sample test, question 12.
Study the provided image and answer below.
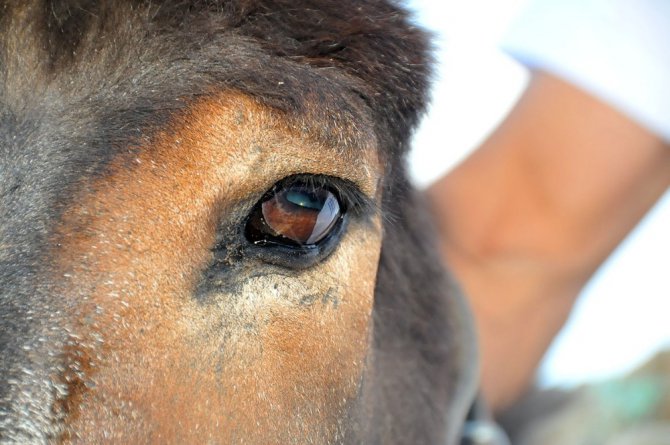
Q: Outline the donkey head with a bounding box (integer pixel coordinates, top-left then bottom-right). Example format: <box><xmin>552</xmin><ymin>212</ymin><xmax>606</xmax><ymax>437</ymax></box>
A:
<box><xmin>0</xmin><ymin>1</ymin><xmax>478</xmax><ymax>443</ymax></box>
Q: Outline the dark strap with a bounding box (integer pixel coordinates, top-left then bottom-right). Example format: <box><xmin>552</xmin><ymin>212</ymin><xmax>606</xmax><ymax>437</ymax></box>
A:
<box><xmin>459</xmin><ymin>396</ymin><xmax>511</xmax><ymax>445</ymax></box>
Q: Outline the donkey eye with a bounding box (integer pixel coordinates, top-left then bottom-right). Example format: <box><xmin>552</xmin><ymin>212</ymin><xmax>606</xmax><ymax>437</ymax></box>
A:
<box><xmin>245</xmin><ymin>180</ymin><xmax>343</xmax><ymax>248</ymax></box>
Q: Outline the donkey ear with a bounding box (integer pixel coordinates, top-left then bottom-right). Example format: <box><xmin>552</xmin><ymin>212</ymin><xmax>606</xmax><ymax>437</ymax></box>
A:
<box><xmin>367</xmin><ymin>171</ymin><xmax>479</xmax><ymax>444</ymax></box>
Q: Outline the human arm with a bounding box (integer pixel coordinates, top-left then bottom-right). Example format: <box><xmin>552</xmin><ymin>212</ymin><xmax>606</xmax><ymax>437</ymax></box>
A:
<box><xmin>426</xmin><ymin>70</ymin><xmax>670</xmax><ymax>412</ymax></box>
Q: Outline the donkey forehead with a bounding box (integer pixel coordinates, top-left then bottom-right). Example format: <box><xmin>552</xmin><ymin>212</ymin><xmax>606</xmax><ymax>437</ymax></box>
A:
<box><xmin>0</xmin><ymin>35</ymin><xmax>379</xmax><ymax>222</ymax></box>
<box><xmin>0</xmin><ymin>5</ymin><xmax>382</xmax><ymax>275</ymax></box>
<box><xmin>0</xmin><ymin>31</ymin><xmax>378</xmax><ymax>170</ymax></box>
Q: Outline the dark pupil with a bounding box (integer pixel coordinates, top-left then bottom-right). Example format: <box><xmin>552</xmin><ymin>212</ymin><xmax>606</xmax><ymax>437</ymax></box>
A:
<box><xmin>260</xmin><ymin>186</ymin><xmax>341</xmax><ymax>245</ymax></box>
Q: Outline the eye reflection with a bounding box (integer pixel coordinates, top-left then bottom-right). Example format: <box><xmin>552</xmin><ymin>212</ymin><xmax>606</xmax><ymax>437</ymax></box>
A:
<box><xmin>262</xmin><ymin>187</ymin><xmax>340</xmax><ymax>244</ymax></box>
<box><xmin>246</xmin><ymin>180</ymin><xmax>343</xmax><ymax>248</ymax></box>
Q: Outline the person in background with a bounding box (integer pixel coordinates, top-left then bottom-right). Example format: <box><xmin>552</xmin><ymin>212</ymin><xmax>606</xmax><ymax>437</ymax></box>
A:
<box><xmin>426</xmin><ymin>1</ymin><xmax>670</xmax><ymax>442</ymax></box>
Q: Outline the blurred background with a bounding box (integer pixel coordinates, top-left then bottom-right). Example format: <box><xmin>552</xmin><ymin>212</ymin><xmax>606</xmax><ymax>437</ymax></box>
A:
<box><xmin>405</xmin><ymin>0</ymin><xmax>670</xmax><ymax>389</ymax></box>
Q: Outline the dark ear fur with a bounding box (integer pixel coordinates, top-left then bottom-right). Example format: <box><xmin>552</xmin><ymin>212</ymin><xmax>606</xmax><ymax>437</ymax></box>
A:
<box><xmin>224</xmin><ymin>0</ymin><xmax>434</xmax><ymax>156</ymax></box>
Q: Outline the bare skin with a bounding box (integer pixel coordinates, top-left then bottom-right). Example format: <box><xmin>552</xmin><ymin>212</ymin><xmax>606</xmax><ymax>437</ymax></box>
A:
<box><xmin>427</xmin><ymin>71</ymin><xmax>670</xmax><ymax>412</ymax></box>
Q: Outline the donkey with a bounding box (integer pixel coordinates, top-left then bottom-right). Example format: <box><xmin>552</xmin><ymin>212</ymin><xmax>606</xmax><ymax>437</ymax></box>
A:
<box><xmin>0</xmin><ymin>1</ymin><xmax>479</xmax><ymax>443</ymax></box>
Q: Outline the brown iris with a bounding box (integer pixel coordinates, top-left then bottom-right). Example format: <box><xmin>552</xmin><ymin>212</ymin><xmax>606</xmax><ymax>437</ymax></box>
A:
<box><xmin>246</xmin><ymin>182</ymin><xmax>342</xmax><ymax>247</ymax></box>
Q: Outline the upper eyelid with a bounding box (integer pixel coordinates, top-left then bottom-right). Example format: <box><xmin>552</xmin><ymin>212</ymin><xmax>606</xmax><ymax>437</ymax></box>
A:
<box><xmin>270</xmin><ymin>174</ymin><xmax>376</xmax><ymax>217</ymax></box>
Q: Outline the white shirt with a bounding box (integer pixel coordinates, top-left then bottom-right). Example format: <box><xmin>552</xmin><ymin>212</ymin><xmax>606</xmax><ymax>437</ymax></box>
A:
<box><xmin>501</xmin><ymin>0</ymin><xmax>670</xmax><ymax>142</ymax></box>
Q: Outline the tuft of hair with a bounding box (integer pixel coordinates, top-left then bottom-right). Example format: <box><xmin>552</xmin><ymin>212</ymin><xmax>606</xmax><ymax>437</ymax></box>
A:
<box><xmin>2</xmin><ymin>0</ymin><xmax>432</xmax><ymax>159</ymax></box>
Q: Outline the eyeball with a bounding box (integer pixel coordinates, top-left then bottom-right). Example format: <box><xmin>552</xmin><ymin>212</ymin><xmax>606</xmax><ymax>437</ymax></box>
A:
<box><xmin>245</xmin><ymin>180</ymin><xmax>344</xmax><ymax>248</ymax></box>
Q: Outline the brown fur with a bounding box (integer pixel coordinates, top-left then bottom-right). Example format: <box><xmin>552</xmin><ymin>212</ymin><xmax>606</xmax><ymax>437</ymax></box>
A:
<box><xmin>0</xmin><ymin>1</ymin><xmax>478</xmax><ymax>444</ymax></box>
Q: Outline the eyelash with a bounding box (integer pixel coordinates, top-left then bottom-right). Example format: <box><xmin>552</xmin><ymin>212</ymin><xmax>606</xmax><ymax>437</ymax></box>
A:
<box><xmin>271</xmin><ymin>174</ymin><xmax>372</xmax><ymax>216</ymax></box>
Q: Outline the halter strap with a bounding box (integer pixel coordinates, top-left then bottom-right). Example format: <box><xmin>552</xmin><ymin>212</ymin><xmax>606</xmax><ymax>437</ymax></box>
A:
<box><xmin>459</xmin><ymin>396</ymin><xmax>511</xmax><ymax>445</ymax></box>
